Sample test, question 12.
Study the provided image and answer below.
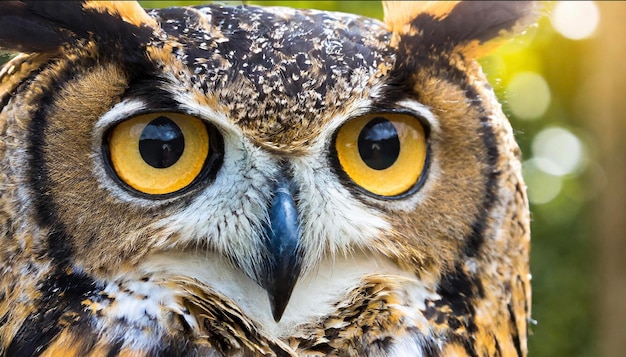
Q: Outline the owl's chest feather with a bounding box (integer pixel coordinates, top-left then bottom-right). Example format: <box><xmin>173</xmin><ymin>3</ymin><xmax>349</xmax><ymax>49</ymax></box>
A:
<box><xmin>74</xmin><ymin>251</ymin><xmax>439</xmax><ymax>355</ymax></box>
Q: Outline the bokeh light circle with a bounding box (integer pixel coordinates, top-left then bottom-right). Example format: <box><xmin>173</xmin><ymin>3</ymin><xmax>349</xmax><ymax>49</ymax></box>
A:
<box><xmin>532</xmin><ymin>127</ymin><xmax>584</xmax><ymax>176</ymax></box>
<box><xmin>506</xmin><ymin>72</ymin><xmax>551</xmax><ymax>120</ymax></box>
<box><xmin>523</xmin><ymin>158</ymin><xmax>564</xmax><ymax>204</ymax></box>
<box><xmin>551</xmin><ymin>1</ymin><xmax>599</xmax><ymax>40</ymax></box>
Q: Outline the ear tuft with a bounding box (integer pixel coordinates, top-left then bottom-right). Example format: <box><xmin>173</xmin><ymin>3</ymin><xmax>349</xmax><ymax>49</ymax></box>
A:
<box><xmin>383</xmin><ymin>1</ymin><xmax>460</xmax><ymax>34</ymax></box>
<box><xmin>82</xmin><ymin>1</ymin><xmax>158</xmax><ymax>30</ymax></box>
<box><xmin>0</xmin><ymin>1</ymin><xmax>157</xmax><ymax>54</ymax></box>
<box><xmin>383</xmin><ymin>1</ymin><xmax>541</xmax><ymax>59</ymax></box>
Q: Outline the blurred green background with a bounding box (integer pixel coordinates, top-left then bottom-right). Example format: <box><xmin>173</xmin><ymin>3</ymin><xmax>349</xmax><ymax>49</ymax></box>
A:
<box><xmin>3</xmin><ymin>1</ymin><xmax>624</xmax><ymax>356</ymax></box>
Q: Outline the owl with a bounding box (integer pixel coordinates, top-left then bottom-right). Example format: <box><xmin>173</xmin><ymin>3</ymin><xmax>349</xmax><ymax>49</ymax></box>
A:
<box><xmin>0</xmin><ymin>1</ymin><xmax>536</xmax><ymax>356</ymax></box>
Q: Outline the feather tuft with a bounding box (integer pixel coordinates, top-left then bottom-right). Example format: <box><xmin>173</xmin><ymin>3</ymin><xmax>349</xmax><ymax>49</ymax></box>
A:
<box><xmin>383</xmin><ymin>1</ymin><xmax>542</xmax><ymax>58</ymax></box>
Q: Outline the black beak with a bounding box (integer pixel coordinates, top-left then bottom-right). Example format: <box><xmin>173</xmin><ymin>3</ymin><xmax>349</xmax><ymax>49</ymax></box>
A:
<box><xmin>259</xmin><ymin>178</ymin><xmax>303</xmax><ymax>322</ymax></box>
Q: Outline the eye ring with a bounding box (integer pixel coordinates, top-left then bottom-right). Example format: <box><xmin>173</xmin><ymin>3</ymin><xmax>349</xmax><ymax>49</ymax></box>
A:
<box><xmin>103</xmin><ymin>112</ymin><xmax>223</xmax><ymax>197</ymax></box>
<box><xmin>333</xmin><ymin>112</ymin><xmax>429</xmax><ymax>198</ymax></box>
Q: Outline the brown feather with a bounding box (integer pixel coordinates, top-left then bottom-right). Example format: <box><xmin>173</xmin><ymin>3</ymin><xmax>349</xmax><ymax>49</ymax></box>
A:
<box><xmin>384</xmin><ymin>1</ymin><xmax>541</xmax><ymax>58</ymax></box>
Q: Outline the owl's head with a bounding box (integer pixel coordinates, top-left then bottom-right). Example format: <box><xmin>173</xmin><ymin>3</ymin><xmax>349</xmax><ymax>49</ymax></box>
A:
<box><xmin>0</xmin><ymin>0</ymin><xmax>535</xmax><ymax>334</ymax></box>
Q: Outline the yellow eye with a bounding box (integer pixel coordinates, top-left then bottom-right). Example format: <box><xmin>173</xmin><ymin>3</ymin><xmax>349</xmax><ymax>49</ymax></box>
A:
<box><xmin>334</xmin><ymin>113</ymin><xmax>428</xmax><ymax>197</ymax></box>
<box><xmin>106</xmin><ymin>112</ymin><xmax>220</xmax><ymax>195</ymax></box>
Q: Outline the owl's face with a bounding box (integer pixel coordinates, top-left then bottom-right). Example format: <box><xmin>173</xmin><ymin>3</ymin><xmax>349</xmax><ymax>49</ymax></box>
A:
<box><xmin>0</xmin><ymin>1</ymin><xmax>535</xmax><ymax>356</ymax></box>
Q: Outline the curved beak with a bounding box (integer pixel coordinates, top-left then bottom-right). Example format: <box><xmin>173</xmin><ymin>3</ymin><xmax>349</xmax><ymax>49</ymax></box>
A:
<box><xmin>258</xmin><ymin>178</ymin><xmax>303</xmax><ymax>322</ymax></box>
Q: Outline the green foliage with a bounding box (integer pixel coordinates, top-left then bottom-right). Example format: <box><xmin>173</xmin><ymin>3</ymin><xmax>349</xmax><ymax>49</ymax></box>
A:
<box><xmin>141</xmin><ymin>1</ymin><xmax>383</xmax><ymax>19</ymax></box>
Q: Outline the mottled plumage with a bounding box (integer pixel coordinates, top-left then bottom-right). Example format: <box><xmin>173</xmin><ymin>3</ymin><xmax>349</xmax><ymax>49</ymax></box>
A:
<box><xmin>0</xmin><ymin>1</ymin><xmax>537</xmax><ymax>356</ymax></box>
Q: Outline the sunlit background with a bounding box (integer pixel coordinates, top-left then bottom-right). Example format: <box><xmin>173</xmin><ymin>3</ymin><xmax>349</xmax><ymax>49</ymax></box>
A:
<box><xmin>2</xmin><ymin>1</ymin><xmax>624</xmax><ymax>356</ymax></box>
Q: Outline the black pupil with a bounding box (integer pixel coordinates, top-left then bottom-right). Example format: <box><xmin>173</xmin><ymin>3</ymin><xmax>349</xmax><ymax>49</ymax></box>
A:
<box><xmin>357</xmin><ymin>117</ymin><xmax>400</xmax><ymax>170</ymax></box>
<box><xmin>139</xmin><ymin>116</ymin><xmax>185</xmax><ymax>169</ymax></box>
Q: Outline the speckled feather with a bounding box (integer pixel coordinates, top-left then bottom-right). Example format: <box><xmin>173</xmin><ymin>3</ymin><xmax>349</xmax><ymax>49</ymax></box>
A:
<box><xmin>0</xmin><ymin>1</ymin><xmax>536</xmax><ymax>356</ymax></box>
<box><xmin>145</xmin><ymin>4</ymin><xmax>397</xmax><ymax>154</ymax></box>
